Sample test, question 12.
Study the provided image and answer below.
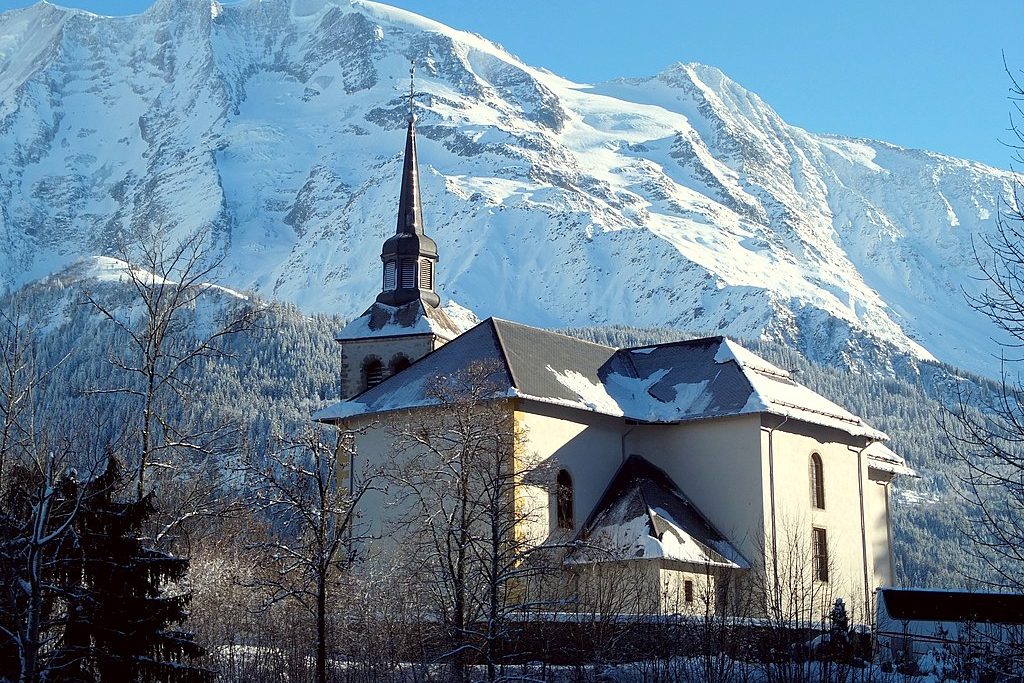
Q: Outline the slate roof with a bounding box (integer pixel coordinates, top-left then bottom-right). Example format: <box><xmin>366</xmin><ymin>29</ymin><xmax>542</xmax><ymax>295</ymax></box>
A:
<box><xmin>879</xmin><ymin>589</ymin><xmax>1024</xmax><ymax>625</ymax></box>
<box><xmin>315</xmin><ymin>317</ymin><xmax>890</xmax><ymax>442</ymax></box>
<box><xmin>565</xmin><ymin>455</ymin><xmax>747</xmax><ymax>568</ymax></box>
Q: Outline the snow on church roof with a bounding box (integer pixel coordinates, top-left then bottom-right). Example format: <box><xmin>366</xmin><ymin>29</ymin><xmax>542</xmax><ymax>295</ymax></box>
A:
<box><xmin>315</xmin><ymin>318</ymin><xmax>890</xmax><ymax>442</ymax></box>
<box><xmin>337</xmin><ymin>299</ymin><xmax>464</xmax><ymax>341</ymax></box>
<box><xmin>865</xmin><ymin>442</ymin><xmax>917</xmax><ymax>476</ymax></box>
<box><xmin>565</xmin><ymin>455</ymin><xmax>747</xmax><ymax>568</ymax></box>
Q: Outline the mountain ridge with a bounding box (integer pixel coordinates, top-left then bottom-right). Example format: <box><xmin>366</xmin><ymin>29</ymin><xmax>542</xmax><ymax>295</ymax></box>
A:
<box><xmin>0</xmin><ymin>0</ymin><xmax>1015</xmax><ymax>379</ymax></box>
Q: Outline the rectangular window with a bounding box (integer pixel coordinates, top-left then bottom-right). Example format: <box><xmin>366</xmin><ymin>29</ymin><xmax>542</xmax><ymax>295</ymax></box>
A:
<box><xmin>384</xmin><ymin>261</ymin><xmax>397</xmax><ymax>290</ymax></box>
<box><xmin>812</xmin><ymin>528</ymin><xmax>829</xmax><ymax>582</ymax></box>
<box><xmin>419</xmin><ymin>259</ymin><xmax>433</xmax><ymax>290</ymax></box>
<box><xmin>684</xmin><ymin>580</ymin><xmax>694</xmax><ymax>604</ymax></box>
<box><xmin>399</xmin><ymin>259</ymin><xmax>416</xmax><ymax>288</ymax></box>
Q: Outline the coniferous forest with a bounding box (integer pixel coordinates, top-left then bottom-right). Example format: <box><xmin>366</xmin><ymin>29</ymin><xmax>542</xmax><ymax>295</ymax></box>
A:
<box><xmin>0</xmin><ymin>255</ymin><xmax>1011</xmax><ymax>682</ymax></box>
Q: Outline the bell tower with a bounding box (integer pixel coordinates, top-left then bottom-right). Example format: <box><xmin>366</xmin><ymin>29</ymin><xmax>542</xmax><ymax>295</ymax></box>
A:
<box><xmin>336</xmin><ymin>63</ymin><xmax>462</xmax><ymax>400</ymax></box>
<box><xmin>377</xmin><ymin>78</ymin><xmax>440</xmax><ymax>309</ymax></box>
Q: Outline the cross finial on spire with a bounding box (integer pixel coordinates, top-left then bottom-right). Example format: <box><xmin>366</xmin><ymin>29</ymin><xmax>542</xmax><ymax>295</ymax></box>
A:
<box><xmin>408</xmin><ymin>60</ymin><xmax>416</xmax><ymax>123</ymax></box>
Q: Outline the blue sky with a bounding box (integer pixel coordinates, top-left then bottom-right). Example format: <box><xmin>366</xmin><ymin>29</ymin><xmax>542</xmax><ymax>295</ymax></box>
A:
<box><xmin>2</xmin><ymin>0</ymin><xmax>1022</xmax><ymax>169</ymax></box>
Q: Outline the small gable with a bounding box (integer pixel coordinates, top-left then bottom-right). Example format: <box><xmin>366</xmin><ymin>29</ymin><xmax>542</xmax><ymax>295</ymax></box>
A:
<box><xmin>566</xmin><ymin>455</ymin><xmax>747</xmax><ymax>569</ymax></box>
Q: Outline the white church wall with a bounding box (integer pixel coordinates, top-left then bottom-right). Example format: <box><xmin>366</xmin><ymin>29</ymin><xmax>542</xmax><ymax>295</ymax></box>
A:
<box><xmin>764</xmin><ymin>423</ymin><xmax>876</xmax><ymax>622</ymax></box>
<box><xmin>866</xmin><ymin>469</ymin><xmax>895</xmax><ymax>588</ymax></box>
<box><xmin>658</xmin><ymin>565</ymin><xmax>720</xmax><ymax>615</ymax></box>
<box><xmin>513</xmin><ymin>400</ymin><xmax>629</xmax><ymax>541</ymax></box>
<box><xmin>629</xmin><ymin>415</ymin><xmax>766</xmax><ymax>574</ymax></box>
<box><xmin>337</xmin><ymin>398</ymin><xmax>895</xmax><ymax>622</ymax></box>
<box><xmin>343</xmin><ymin>412</ymin><xmax>403</xmax><ymax>550</ymax></box>
<box><xmin>570</xmin><ymin>561</ymin><xmax>663</xmax><ymax>615</ymax></box>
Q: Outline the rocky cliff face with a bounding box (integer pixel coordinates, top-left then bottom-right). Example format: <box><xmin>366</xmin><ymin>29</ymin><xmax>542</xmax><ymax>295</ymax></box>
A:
<box><xmin>0</xmin><ymin>0</ymin><xmax>1014</xmax><ymax>377</ymax></box>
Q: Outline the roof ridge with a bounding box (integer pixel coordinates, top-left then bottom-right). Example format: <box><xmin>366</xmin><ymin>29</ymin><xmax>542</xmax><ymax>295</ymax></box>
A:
<box><xmin>488</xmin><ymin>318</ymin><xmax>522</xmax><ymax>392</ymax></box>
<box><xmin>622</xmin><ymin>335</ymin><xmax>724</xmax><ymax>353</ymax></box>
<box><xmin>491</xmin><ymin>317</ymin><xmax>618</xmax><ymax>351</ymax></box>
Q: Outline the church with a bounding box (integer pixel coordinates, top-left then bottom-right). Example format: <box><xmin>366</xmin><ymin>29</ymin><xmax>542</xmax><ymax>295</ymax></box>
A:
<box><xmin>314</xmin><ymin>89</ymin><xmax>913</xmax><ymax>623</ymax></box>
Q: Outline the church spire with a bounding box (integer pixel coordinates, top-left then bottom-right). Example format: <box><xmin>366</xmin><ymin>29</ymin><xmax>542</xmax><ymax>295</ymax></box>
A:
<box><xmin>395</xmin><ymin>62</ymin><xmax>425</xmax><ymax>237</ymax></box>
<box><xmin>377</xmin><ymin>61</ymin><xmax>440</xmax><ymax>309</ymax></box>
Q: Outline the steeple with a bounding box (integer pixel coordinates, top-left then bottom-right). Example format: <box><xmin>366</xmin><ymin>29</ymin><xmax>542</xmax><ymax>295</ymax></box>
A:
<box><xmin>377</xmin><ymin>62</ymin><xmax>440</xmax><ymax>309</ymax></box>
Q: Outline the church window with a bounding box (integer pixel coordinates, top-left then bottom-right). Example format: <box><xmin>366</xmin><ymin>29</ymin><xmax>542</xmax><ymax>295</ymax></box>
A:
<box><xmin>812</xmin><ymin>527</ymin><xmax>829</xmax><ymax>582</ymax></box>
<box><xmin>389</xmin><ymin>354</ymin><xmax>411</xmax><ymax>375</ymax></box>
<box><xmin>810</xmin><ymin>453</ymin><xmax>825</xmax><ymax>509</ymax></box>
<box><xmin>556</xmin><ymin>469</ymin><xmax>574</xmax><ymax>530</ymax></box>
<box><xmin>384</xmin><ymin>260</ymin><xmax>397</xmax><ymax>290</ymax></box>
<box><xmin>684</xmin><ymin>580</ymin><xmax>694</xmax><ymax>604</ymax></box>
<box><xmin>362</xmin><ymin>358</ymin><xmax>383</xmax><ymax>391</ymax></box>
<box><xmin>419</xmin><ymin>259</ymin><xmax>433</xmax><ymax>290</ymax></box>
<box><xmin>399</xmin><ymin>259</ymin><xmax>417</xmax><ymax>288</ymax></box>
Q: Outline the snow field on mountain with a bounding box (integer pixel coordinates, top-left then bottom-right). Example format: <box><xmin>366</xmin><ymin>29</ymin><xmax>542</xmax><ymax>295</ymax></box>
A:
<box><xmin>0</xmin><ymin>0</ymin><xmax>1017</xmax><ymax>379</ymax></box>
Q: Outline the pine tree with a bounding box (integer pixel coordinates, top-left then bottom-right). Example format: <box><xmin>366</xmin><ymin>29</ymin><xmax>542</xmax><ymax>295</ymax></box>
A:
<box><xmin>56</xmin><ymin>454</ymin><xmax>213</xmax><ymax>683</ymax></box>
<box><xmin>827</xmin><ymin>597</ymin><xmax>851</xmax><ymax>663</ymax></box>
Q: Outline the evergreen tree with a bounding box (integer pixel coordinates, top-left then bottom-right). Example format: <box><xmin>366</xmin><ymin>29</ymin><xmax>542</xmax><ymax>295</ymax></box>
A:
<box><xmin>827</xmin><ymin>597</ymin><xmax>851</xmax><ymax>658</ymax></box>
<box><xmin>55</xmin><ymin>454</ymin><xmax>213</xmax><ymax>683</ymax></box>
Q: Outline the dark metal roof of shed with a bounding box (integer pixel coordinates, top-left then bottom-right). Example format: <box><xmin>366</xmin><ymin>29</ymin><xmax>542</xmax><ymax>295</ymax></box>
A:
<box><xmin>880</xmin><ymin>589</ymin><xmax>1024</xmax><ymax>625</ymax></box>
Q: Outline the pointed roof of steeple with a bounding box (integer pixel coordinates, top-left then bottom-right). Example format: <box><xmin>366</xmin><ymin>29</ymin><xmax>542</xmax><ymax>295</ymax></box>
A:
<box><xmin>395</xmin><ymin>105</ymin><xmax>425</xmax><ymax>237</ymax></box>
<box><xmin>381</xmin><ymin>62</ymin><xmax>437</xmax><ymax>260</ymax></box>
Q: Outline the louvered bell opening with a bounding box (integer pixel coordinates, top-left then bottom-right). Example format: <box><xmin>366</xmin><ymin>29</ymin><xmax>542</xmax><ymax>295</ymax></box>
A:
<box><xmin>419</xmin><ymin>259</ymin><xmax>433</xmax><ymax>290</ymax></box>
<box><xmin>383</xmin><ymin>260</ymin><xmax>397</xmax><ymax>290</ymax></box>
<box><xmin>363</xmin><ymin>359</ymin><xmax>384</xmax><ymax>390</ymax></box>
<box><xmin>398</xmin><ymin>259</ymin><xmax>417</xmax><ymax>289</ymax></box>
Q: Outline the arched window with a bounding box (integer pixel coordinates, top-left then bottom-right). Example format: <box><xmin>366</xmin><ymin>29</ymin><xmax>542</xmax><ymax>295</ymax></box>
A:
<box><xmin>361</xmin><ymin>357</ymin><xmax>383</xmax><ymax>391</ymax></box>
<box><xmin>556</xmin><ymin>469</ymin><xmax>574</xmax><ymax>530</ymax></box>
<box><xmin>398</xmin><ymin>259</ymin><xmax>417</xmax><ymax>289</ymax></box>
<box><xmin>389</xmin><ymin>354</ymin><xmax>411</xmax><ymax>376</ymax></box>
<box><xmin>810</xmin><ymin>453</ymin><xmax>825</xmax><ymax>509</ymax></box>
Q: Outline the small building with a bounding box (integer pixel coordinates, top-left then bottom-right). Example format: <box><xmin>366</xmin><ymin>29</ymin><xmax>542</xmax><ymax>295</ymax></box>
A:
<box><xmin>876</xmin><ymin>588</ymin><xmax>1024</xmax><ymax>664</ymax></box>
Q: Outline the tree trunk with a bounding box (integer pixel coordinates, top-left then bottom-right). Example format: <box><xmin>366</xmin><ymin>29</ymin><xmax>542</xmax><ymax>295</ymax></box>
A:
<box><xmin>22</xmin><ymin>545</ymin><xmax>41</xmax><ymax>683</ymax></box>
<box><xmin>317</xmin><ymin>562</ymin><xmax>327</xmax><ymax>683</ymax></box>
<box><xmin>22</xmin><ymin>464</ymin><xmax>54</xmax><ymax>683</ymax></box>
<box><xmin>139</xmin><ymin>364</ymin><xmax>156</xmax><ymax>501</ymax></box>
<box><xmin>486</xmin><ymin>482</ymin><xmax>500</xmax><ymax>683</ymax></box>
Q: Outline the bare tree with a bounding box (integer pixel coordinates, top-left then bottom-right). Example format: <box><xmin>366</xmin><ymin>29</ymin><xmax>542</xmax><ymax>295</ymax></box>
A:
<box><xmin>240</xmin><ymin>425</ymin><xmax>377</xmax><ymax>683</ymax></box>
<box><xmin>0</xmin><ymin>297</ymin><xmax>91</xmax><ymax>683</ymax></box>
<box><xmin>389</xmin><ymin>360</ymin><xmax>559</xmax><ymax>683</ymax></box>
<box><xmin>0</xmin><ymin>444</ymin><xmax>95</xmax><ymax>683</ymax></box>
<box><xmin>0</xmin><ymin>302</ymin><xmax>33</xmax><ymax>488</ymax></box>
<box><xmin>946</xmin><ymin>62</ymin><xmax>1024</xmax><ymax>590</ymax></box>
<box><xmin>752</xmin><ymin>518</ymin><xmax>867</xmax><ymax>683</ymax></box>
<box><xmin>82</xmin><ymin>226</ymin><xmax>262</xmax><ymax>539</ymax></box>
<box><xmin>687</xmin><ymin>565</ymin><xmax>756</xmax><ymax>683</ymax></box>
<box><xmin>0</xmin><ymin>299</ymin><xmax>209</xmax><ymax>683</ymax></box>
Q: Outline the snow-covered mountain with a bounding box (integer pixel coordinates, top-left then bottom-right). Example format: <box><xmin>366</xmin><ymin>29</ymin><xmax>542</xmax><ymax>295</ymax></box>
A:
<box><xmin>0</xmin><ymin>0</ymin><xmax>1015</xmax><ymax>378</ymax></box>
